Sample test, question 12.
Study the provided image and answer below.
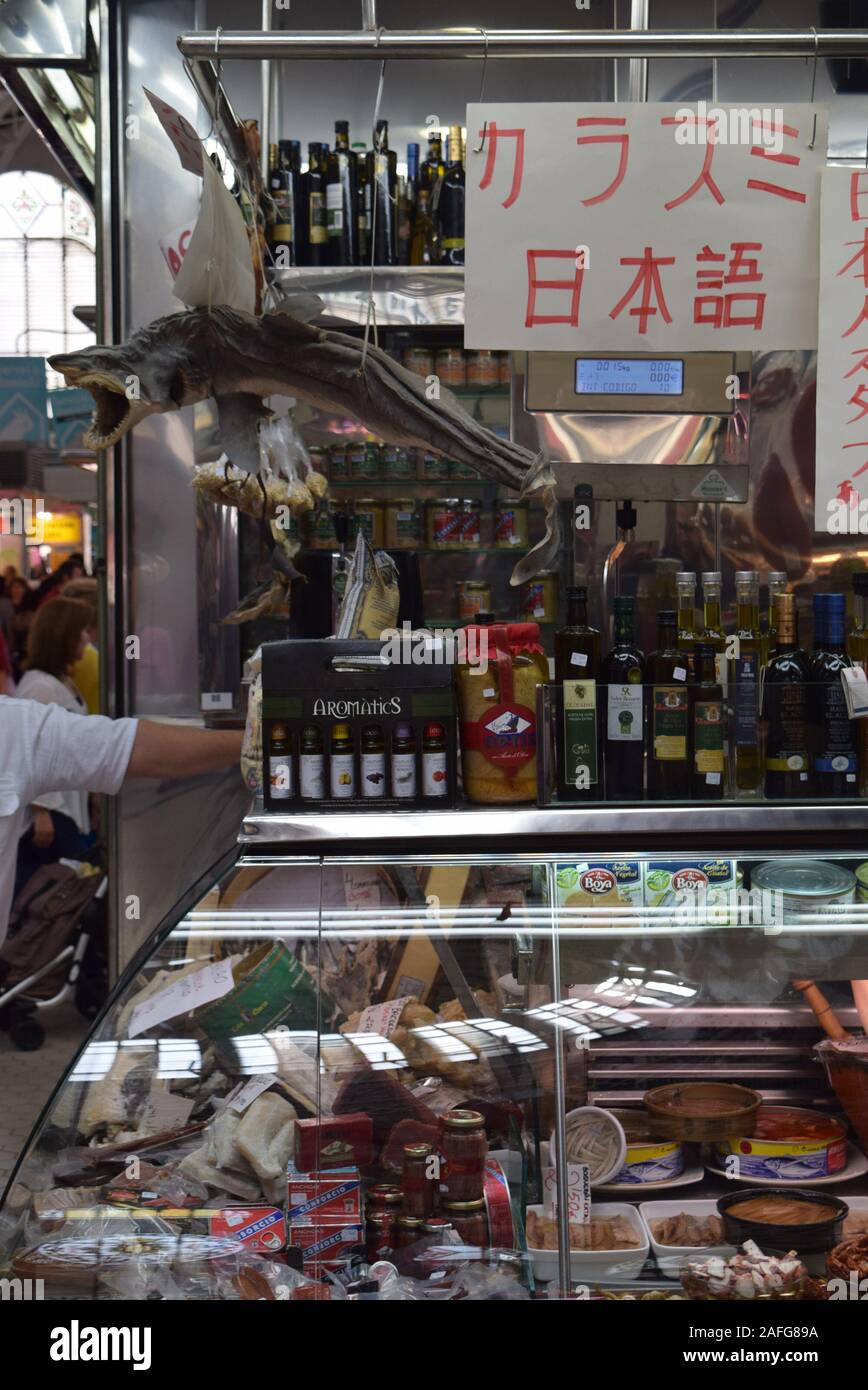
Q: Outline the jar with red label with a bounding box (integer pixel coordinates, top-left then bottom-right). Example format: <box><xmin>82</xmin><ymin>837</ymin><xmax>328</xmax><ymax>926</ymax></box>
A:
<box><xmin>427</xmin><ymin>497</ymin><xmax>463</xmax><ymax>549</ymax></box>
<box><xmin>435</xmin><ymin>346</ymin><xmax>466</xmax><ymax>386</ymax></box>
<box><xmin>402</xmin><ymin>1142</ymin><xmax>436</xmax><ymax>1219</ymax></box>
<box><xmin>367</xmin><ymin>1184</ymin><xmax>403</xmax><ymax>1212</ymax></box>
<box><xmin>405</xmin><ymin>347</ymin><xmax>435</xmax><ymax>378</ymax></box>
<box><xmin>493</xmin><ymin>500</ymin><xmax>529</xmax><ymax>549</ymax></box>
<box><xmin>460</xmin><ymin>498</ymin><xmax>482</xmax><ymax>546</ymax></box>
<box><xmin>466</xmin><ymin>349</ymin><xmax>499</xmax><ymax>389</ymax></box>
<box><xmin>439</xmin><ymin>1109</ymin><xmax>487</xmax><ymax>1201</ymax></box>
<box><xmin>366</xmin><ymin>1210</ymin><xmax>397</xmax><ymax>1263</ymax></box>
<box><xmin>456</xmin><ymin>623</ymin><xmax>548</xmax><ymax>803</ymax></box>
<box><xmin>441</xmin><ymin>1199</ymin><xmax>488</xmax><ymax>1247</ymax></box>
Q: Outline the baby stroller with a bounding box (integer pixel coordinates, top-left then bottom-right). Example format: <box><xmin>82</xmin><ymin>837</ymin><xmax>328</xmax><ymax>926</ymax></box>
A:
<box><xmin>0</xmin><ymin>862</ymin><xmax>108</xmax><ymax>1051</ymax></box>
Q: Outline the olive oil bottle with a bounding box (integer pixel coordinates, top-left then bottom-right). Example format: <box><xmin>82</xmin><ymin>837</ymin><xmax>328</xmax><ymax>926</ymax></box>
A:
<box><xmin>810</xmin><ymin>592</ymin><xmax>858</xmax><ymax>798</ymax></box>
<box><xmin>676</xmin><ymin>571</ymin><xmax>701</xmax><ymax>682</ymax></box>
<box><xmin>647</xmin><ymin>610</ymin><xmax>690</xmax><ymax>801</ymax></box>
<box><xmin>555</xmin><ymin>586</ymin><xmax>601</xmax><ymax>800</ymax></box>
<box><xmin>848</xmin><ymin>572</ymin><xmax>868</xmax><ymax>796</ymax></box>
<box><xmin>601</xmin><ymin>595</ymin><xmax>645</xmax><ymax>801</ymax></box>
<box><xmin>730</xmin><ymin>571</ymin><xmax>763</xmax><ymax>794</ymax></box>
<box><xmin>701</xmin><ymin>570</ymin><xmax>727</xmax><ymax>690</ymax></box>
<box><xmin>690</xmin><ymin>644</ymin><xmax>725</xmax><ymax>799</ymax></box>
<box><xmin>763</xmin><ymin>593</ymin><xmax>811</xmax><ymax>798</ymax></box>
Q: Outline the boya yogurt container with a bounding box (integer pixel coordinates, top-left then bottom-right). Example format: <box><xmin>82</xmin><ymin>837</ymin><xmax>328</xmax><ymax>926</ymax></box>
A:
<box><xmin>714</xmin><ymin>1105</ymin><xmax>848</xmax><ymax>1182</ymax></box>
<box><xmin>607</xmin><ymin>1109</ymin><xmax>685</xmax><ymax>1185</ymax></box>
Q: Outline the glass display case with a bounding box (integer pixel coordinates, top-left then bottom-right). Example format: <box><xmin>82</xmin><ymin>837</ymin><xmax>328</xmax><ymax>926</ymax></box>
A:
<box><xmin>3</xmin><ymin>820</ymin><xmax>868</xmax><ymax>1302</ymax></box>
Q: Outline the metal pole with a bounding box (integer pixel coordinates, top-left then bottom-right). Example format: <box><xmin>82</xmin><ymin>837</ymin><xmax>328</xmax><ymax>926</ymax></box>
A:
<box><xmin>261</xmin><ymin>0</ymin><xmax>271</xmax><ymax>183</ymax></box>
<box><xmin>628</xmin><ymin>0</ymin><xmax>649</xmax><ymax>103</ymax></box>
<box><xmin>178</xmin><ymin>28</ymin><xmax>868</xmax><ymax>62</ymax></box>
<box><xmin>361</xmin><ymin>0</ymin><xmax>377</xmax><ymax>30</ymax></box>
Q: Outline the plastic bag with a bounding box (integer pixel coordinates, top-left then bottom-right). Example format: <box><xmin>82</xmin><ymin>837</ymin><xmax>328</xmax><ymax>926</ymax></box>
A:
<box><xmin>174</xmin><ymin>153</ymin><xmax>256</xmax><ymax>314</ymax></box>
<box><xmin>335</xmin><ymin>532</ymin><xmax>400</xmax><ymax>639</ymax></box>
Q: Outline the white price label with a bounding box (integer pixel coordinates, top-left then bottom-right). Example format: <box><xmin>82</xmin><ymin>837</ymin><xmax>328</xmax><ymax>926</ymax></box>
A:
<box><xmin>128</xmin><ymin>957</ymin><xmax>234</xmax><ymax>1038</ymax></box>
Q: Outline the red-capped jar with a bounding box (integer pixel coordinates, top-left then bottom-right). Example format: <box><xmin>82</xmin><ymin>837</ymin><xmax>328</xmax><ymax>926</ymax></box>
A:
<box><xmin>441</xmin><ymin>1199</ymin><xmax>488</xmax><ymax>1247</ymax></box>
<box><xmin>402</xmin><ymin>1142</ymin><xmax>436</xmax><ymax>1218</ymax></box>
<box><xmin>439</xmin><ymin>1109</ymin><xmax>487</xmax><ymax>1201</ymax></box>
<box><xmin>366</xmin><ymin>1210</ymin><xmax>397</xmax><ymax>1263</ymax></box>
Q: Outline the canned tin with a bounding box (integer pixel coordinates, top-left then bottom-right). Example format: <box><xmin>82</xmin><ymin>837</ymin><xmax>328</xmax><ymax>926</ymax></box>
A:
<box><xmin>419</xmin><ymin>451</ymin><xmax>451</xmax><ymax>481</ymax></box>
<box><xmin>427</xmin><ymin>498</ymin><xmax>463</xmax><ymax>548</ymax></box>
<box><xmin>310</xmin><ymin>507</ymin><xmax>336</xmax><ymax>550</ymax></box>
<box><xmin>435</xmin><ymin>347</ymin><xmax>466</xmax><ymax>387</ymax></box>
<box><xmin>405</xmin><ymin>347</ymin><xmax>434</xmax><ymax>378</ymax></box>
<box><xmin>457</xmin><ymin>580</ymin><xmax>491</xmax><ymax>622</ymax></box>
<box><xmin>449</xmin><ymin>459</ymin><xmax>478</xmax><ymax>480</ymax></box>
<box><xmin>329</xmin><ymin>444</ymin><xmax>349</xmax><ymax>480</ymax></box>
<box><xmin>751</xmin><ymin>858</ymin><xmax>856</xmax><ymax>915</ymax></box>
<box><xmin>498</xmin><ymin>352</ymin><xmax>511</xmax><ymax>387</ymax></box>
<box><xmin>349</xmin><ymin>441</ymin><xmax>380</xmax><ymax>481</ymax></box>
<box><xmin>460</xmin><ymin>498</ymin><xmax>482</xmax><ymax>546</ymax></box>
<box><xmin>494</xmin><ymin>500</ymin><xmax>529</xmax><ymax>549</ymax></box>
<box><xmin>521</xmin><ymin>570</ymin><xmax>558</xmax><ymax>624</ymax></box>
<box><xmin>352</xmin><ymin>498</ymin><xmax>385</xmax><ymax>548</ymax></box>
<box><xmin>466</xmin><ymin>349</ymin><xmax>499</xmax><ymax>389</ymax></box>
<box><xmin>385</xmin><ymin>499</ymin><xmax>420</xmax><ymax>549</ymax></box>
<box><xmin>382</xmin><ymin>445</ymin><xmax>415</xmax><ymax>481</ymax></box>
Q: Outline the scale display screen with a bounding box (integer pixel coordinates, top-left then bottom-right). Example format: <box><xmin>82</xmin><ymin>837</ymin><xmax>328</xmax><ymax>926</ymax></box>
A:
<box><xmin>575</xmin><ymin>357</ymin><xmax>684</xmax><ymax>396</ymax></box>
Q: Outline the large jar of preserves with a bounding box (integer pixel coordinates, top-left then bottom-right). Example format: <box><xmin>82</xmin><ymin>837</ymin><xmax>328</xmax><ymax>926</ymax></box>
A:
<box><xmin>439</xmin><ymin>1109</ymin><xmax>487</xmax><ymax>1201</ymax></box>
<box><xmin>456</xmin><ymin>623</ymin><xmax>548</xmax><ymax>803</ymax></box>
<box><xmin>402</xmin><ymin>1142</ymin><xmax>436</xmax><ymax>1218</ymax></box>
<box><xmin>440</xmin><ymin>1199</ymin><xmax>488</xmax><ymax>1247</ymax></box>
<box><xmin>366</xmin><ymin>1210</ymin><xmax>397</xmax><ymax>1263</ymax></box>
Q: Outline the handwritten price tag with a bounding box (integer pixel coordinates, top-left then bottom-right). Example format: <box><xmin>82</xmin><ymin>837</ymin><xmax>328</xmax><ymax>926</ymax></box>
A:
<box><xmin>543</xmin><ymin>1163</ymin><xmax>591</xmax><ymax>1224</ymax></box>
<box><xmin>144</xmin><ymin>87</ymin><xmax>204</xmax><ymax>176</ymax></box>
<box><xmin>128</xmin><ymin>957</ymin><xmax>234</xmax><ymax>1038</ymax></box>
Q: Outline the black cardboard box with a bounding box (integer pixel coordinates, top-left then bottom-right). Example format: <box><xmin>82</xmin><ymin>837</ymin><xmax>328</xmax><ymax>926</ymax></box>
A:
<box><xmin>261</xmin><ymin>639</ymin><xmax>457</xmax><ymax>811</ymax></box>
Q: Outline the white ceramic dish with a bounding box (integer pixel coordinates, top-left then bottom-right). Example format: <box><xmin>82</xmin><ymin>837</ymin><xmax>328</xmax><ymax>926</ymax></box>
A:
<box><xmin>525</xmin><ymin>1202</ymin><xmax>649</xmax><ymax>1284</ymax></box>
<box><xmin>705</xmin><ymin>1143</ymin><xmax>868</xmax><ymax>1188</ymax></box>
<box><xmin>594</xmin><ymin>1158</ymin><xmax>704</xmax><ymax>1195</ymax></box>
<box><xmin>638</xmin><ymin>1199</ymin><xmax>737</xmax><ymax>1281</ymax></box>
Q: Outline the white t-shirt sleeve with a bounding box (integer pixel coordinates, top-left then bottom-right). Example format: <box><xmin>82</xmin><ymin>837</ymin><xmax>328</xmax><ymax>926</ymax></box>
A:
<box><xmin>30</xmin><ymin>704</ymin><xmax>138</xmax><ymax>800</ymax></box>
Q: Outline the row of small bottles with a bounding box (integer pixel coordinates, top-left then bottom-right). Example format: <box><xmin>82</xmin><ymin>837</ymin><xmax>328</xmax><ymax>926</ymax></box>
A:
<box><xmin>269</xmin><ymin>722</ymin><xmax>449</xmax><ymax>802</ymax></box>
<box><xmin>553</xmin><ymin>575</ymin><xmax>868</xmax><ymax>802</ymax></box>
<box><xmin>264</xmin><ymin>122</ymin><xmax>465</xmax><ymax>268</ymax></box>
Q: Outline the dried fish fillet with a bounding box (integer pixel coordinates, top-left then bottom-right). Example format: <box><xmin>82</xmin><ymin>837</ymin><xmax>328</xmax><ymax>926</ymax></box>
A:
<box><xmin>236</xmin><ymin>1092</ymin><xmax>297</xmax><ymax>1185</ymax></box>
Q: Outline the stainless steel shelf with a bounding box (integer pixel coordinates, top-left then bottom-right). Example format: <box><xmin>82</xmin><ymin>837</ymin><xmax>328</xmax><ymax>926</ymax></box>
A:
<box><xmin>270</xmin><ymin>266</ymin><xmax>465</xmax><ymax>327</ymax></box>
<box><xmin>239</xmin><ymin>801</ymin><xmax>868</xmax><ymax>847</ymax></box>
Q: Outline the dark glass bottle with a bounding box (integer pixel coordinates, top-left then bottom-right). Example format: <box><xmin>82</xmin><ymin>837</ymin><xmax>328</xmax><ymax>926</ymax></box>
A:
<box><xmin>690</xmin><ymin>643</ymin><xmax>725</xmax><ymax>800</ymax></box>
<box><xmin>366</xmin><ymin>119</ymin><xmax>397</xmax><ymax>266</ymax></box>
<box><xmin>305</xmin><ymin>141</ymin><xmax>329</xmax><ymax>267</ymax></box>
<box><xmin>420</xmin><ymin>132</ymin><xmax>445</xmax><ymax>192</ymax></box>
<box><xmin>266</xmin><ymin>143</ymin><xmax>294</xmax><ymax>266</ymax></box>
<box><xmin>360</xmin><ymin>724</ymin><xmax>386</xmax><ymax>799</ymax></box>
<box><xmin>675</xmin><ymin>571</ymin><xmax>701</xmax><ymax>682</ymax></box>
<box><xmin>730</xmin><ymin>570</ymin><xmax>764</xmax><ymax>794</ymax></box>
<box><xmin>268</xmin><ymin>722</ymin><xmax>293</xmax><ymax>801</ymax></box>
<box><xmin>600</xmin><ymin>595</ymin><xmax>645</xmax><ymax>801</ymax></box>
<box><xmin>299</xmin><ymin>724</ymin><xmax>325</xmax><ymax>800</ymax></box>
<box><xmin>391</xmin><ymin>722</ymin><xmax>417</xmax><ymax>799</ymax></box>
<box><xmin>438</xmin><ymin>125</ymin><xmax>465</xmax><ymax>266</ymax></box>
<box><xmin>410</xmin><ymin>186</ymin><xmax>437</xmax><ymax>265</ymax></box>
<box><xmin>397</xmin><ymin>143</ymin><xmax>418</xmax><ymax>266</ymax></box>
<box><xmin>326</xmin><ymin>120</ymin><xmax>358</xmax><ymax>267</ymax></box>
<box><xmin>555</xmin><ymin>586</ymin><xmax>601</xmax><ymax>800</ymax></box>
<box><xmin>848</xmin><ymin>572</ymin><xmax>868</xmax><ymax>797</ymax></box>
<box><xmin>701</xmin><ymin>570</ymin><xmax>727</xmax><ymax>691</ymax></box>
<box><xmin>352</xmin><ymin>141</ymin><xmax>370</xmax><ymax>263</ymax></box>
<box><xmin>763</xmin><ymin>592</ymin><xmax>811</xmax><ymax>799</ymax></box>
<box><xmin>647</xmin><ymin>610</ymin><xmax>690</xmax><ymax>801</ymax></box>
<box><xmin>422</xmin><ymin>722</ymin><xmax>448</xmax><ymax>798</ymax></box>
<box><xmin>809</xmin><ymin>593</ymin><xmax>858</xmax><ymax>798</ymax></box>
<box><xmin>330</xmin><ymin>722</ymin><xmax>355</xmax><ymax>799</ymax></box>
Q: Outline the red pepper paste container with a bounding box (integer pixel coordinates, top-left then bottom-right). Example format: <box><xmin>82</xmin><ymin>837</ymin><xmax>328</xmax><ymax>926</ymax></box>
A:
<box><xmin>402</xmin><ymin>1142</ymin><xmax>436</xmax><ymax>1219</ymax></box>
<box><xmin>439</xmin><ymin>1108</ymin><xmax>487</xmax><ymax>1202</ymax></box>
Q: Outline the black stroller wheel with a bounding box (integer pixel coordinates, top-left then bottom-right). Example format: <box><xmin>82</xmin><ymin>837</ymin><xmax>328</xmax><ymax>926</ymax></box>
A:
<box><xmin>10</xmin><ymin>1016</ymin><xmax>45</xmax><ymax>1051</ymax></box>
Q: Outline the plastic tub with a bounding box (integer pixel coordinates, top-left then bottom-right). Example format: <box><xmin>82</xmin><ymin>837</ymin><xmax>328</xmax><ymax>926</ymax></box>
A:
<box><xmin>525</xmin><ymin>1202</ymin><xmax>649</xmax><ymax>1284</ymax></box>
<box><xmin>638</xmin><ymin>1199</ymin><xmax>736</xmax><ymax>1280</ymax></box>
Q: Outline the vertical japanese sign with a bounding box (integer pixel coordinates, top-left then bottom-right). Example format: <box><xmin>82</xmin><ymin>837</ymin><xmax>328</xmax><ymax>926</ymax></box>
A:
<box><xmin>815</xmin><ymin>167</ymin><xmax>868</xmax><ymax>533</ymax></box>
<box><xmin>465</xmin><ymin>103</ymin><xmax>826</xmax><ymax>351</ymax></box>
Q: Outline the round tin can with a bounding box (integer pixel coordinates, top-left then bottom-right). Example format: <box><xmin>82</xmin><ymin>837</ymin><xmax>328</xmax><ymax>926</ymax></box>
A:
<box><xmin>713</xmin><ymin>1106</ymin><xmax>848</xmax><ymax>1182</ymax></box>
<box><xmin>494</xmin><ymin>500</ymin><xmax>529</xmax><ymax>549</ymax></box>
<box><xmin>466</xmin><ymin>349</ymin><xmax>499</xmax><ymax>389</ymax></box>
<box><xmin>427</xmin><ymin>498</ymin><xmax>463</xmax><ymax>548</ymax></box>
<box><xmin>457</xmin><ymin>580</ymin><xmax>491</xmax><ymax>622</ymax></box>
<box><xmin>329</xmin><ymin>443</ymin><xmax>349</xmax><ymax>480</ymax></box>
<box><xmin>349</xmin><ymin>441</ymin><xmax>380</xmax><ymax>481</ymax></box>
<box><xmin>419</xmin><ymin>451</ymin><xmax>451</xmax><ymax>481</ymax></box>
<box><xmin>382</xmin><ymin>445</ymin><xmax>414</xmax><ymax>481</ymax></box>
<box><xmin>460</xmin><ymin>498</ymin><xmax>482</xmax><ymax>546</ymax></box>
<box><xmin>750</xmin><ymin>858</ymin><xmax>856</xmax><ymax>916</ymax></box>
<box><xmin>521</xmin><ymin>570</ymin><xmax>558</xmax><ymax>624</ymax></box>
<box><xmin>607</xmin><ymin>1109</ymin><xmax>684</xmax><ymax>1185</ymax></box>
<box><xmin>435</xmin><ymin>347</ymin><xmax>467</xmax><ymax>387</ymax></box>
<box><xmin>309</xmin><ymin>506</ymin><xmax>336</xmax><ymax>550</ymax></box>
<box><xmin>405</xmin><ymin>346</ymin><xmax>434</xmax><ymax>378</ymax></box>
<box><xmin>352</xmin><ymin>498</ymin><xmax>385</xmax><ymax>548</ymax></box>
<box><xmin>385</xmin><ymin>499</ymin><xmax>420</xmax><ymax>549</ymax></box>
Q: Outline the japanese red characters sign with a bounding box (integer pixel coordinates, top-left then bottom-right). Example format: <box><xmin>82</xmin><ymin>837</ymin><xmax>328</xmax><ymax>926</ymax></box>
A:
<box><xmin>465</xmin><ymin>103</ymin><xmax>826</xmax><ymax>351</ymax></box>
<box><xmin>815</xmin><ymin>167</ymin><xmax>868</xmax><ymax>533</ymax></box>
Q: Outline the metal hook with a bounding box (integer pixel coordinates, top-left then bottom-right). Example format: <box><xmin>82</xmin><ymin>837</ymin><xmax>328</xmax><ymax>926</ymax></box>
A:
<box><xmin>472</xmin><ymin>28</ymin><xmax>489</xmax><ymax>154</ymax></box>
<box><xmin>807</xmin><ymin>26</ymin><xmax>818</xmax><ymax>149</ymax></box>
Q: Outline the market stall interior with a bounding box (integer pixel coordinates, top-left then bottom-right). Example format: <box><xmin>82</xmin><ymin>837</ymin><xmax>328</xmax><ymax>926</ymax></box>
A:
<box><xmin>4</xmin><ymin>0</ymin><xmax>868</xmax><ymax>1302</ymax></box>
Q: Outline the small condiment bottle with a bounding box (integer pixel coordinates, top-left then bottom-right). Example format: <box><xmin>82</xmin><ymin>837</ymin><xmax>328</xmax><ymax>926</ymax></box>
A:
<box><xmin>330</xmin><ymin>721</ymin><xmax>355</xmax><ymax>798</ymax></box>
<box><xmin>360</xmin><ymin>723</ymin><xmax>387</xmax><ymax>798</ymax></box>
<box><xmin>299</xmin><ymin>724</ymin><xmax>325</xmax><ymax>800</ymax></box>
<box><xmin>268</xmin><ymin>723</ymin><xmax>293</xmax><ymax>800</ymax></box>
<box><xmin>421</xmin><ymin>722</ymin><xmax>448</xmax><ymax>799</ymax></box>
<box><xmin>439</xmin><ymin>1108</ymin><xmax>487</xmax><ymax>1202</ymax></box>
<box><xmin>391</xmin><ymin>722</ymin><xmax>417</xmax><ymax>799</ymax></box>
<box><xmin>402</xmin><ymin>1142</ymin><xmax>436</xmax><ymax>1218</ymax></box>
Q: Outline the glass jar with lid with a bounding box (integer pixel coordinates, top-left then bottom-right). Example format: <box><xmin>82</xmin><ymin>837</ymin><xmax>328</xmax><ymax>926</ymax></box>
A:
<box><xmin>439</xmin><ymin>1108</ymin><xmax>487</xmax><ymax>1201</ymax></box>
<box><xmin>456</xmin><ymin>623</ymin><xmax>548</xmax><ymax>803</ymax></box>
<box><xmin>440</xmin><ymin>1199</ymin><xmax>488</xmax><ymax>1247</ymax></box>
<box><xmin>402</xmin><ymin>1142</ymin><xmax>436</xmax><ymax>1218</ymax></box>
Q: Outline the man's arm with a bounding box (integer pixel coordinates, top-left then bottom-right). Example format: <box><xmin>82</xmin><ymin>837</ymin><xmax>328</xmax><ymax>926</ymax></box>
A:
<box><xmin>126</xmin><ymin>722</ymin><xmax>244</xmax><ymax>780</ymax></box>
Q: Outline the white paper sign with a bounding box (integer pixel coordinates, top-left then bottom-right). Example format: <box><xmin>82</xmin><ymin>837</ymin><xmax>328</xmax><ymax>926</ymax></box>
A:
<box><xmin>139</xmin><ymin>1090</ymin><xmax>195</xmax><ymax>1133</ymax></box>
<box><xmin>543</xmin><ymin>1162</ymin><xmax>591</xmax><ymax>1224</ymax></box>
<box><xmin>144</xmin><ymin>88</ymin><xmax>204</xmax><ymax>176</ymax></box>
<box><xmin>465</xmin><ymin>102</ymin><xmax>826</xmax><ymax>350</ymax></box>
<box><xmin>355</xmin><ymin>997</ymin><xmax>415</xmax><ymax>1036</ymax></box>
<box><xmin>159</xmin><ymin>223</ymin><xmax>194</xmax><ymax>279</ymax></box>
<box><xmin>815</xmin><ymin>167</ymin><xmax>868</xmax><ymax>532</ymax></box>
<box><xmin>128</xmin><ymin>957</ymin><xmax>234</xmax><ymax>1038</ymax></box>
<box><xmin>227</xmin><ymin>1074</ymin><xmax>276</xmax><ymax>1113</ymax></box>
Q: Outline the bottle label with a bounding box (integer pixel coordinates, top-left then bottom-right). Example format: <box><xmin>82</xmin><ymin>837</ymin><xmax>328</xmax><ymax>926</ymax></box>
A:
<box><xmin>563</xmin><ymin>679</ymin><xmax>598</xmax><ymax>787</ymax></box>
<box><xmin>391</xmin><ymin>751</ymin><xmax>417</xmax><ymax>798</ymax></box>
<box><xmin>713</xmin><ymin>652</ymin><xmax>728</xmax><ymax>693</ymax></box>
<box><xmin>607</xmin><ymin>683</ymin><xmax>643</xmax><ymax>742</ymax></box>
<box><xmin>765</xmin><ymin>683</ymin><xmax>808</xmax><ymax>773</ymax></box>
<box><xmin>693</xmin><ymin>699</ymin><xmax>725</xmax><ymax>774</ymax></box>
<box><xmin>733</xmin><ymin>650</ymin><xmax>760</xmax><ymax>747</ymax></box>
<box><xmin>815</xmin><ymin>681</ymin><xmax>857</xmax><ymax>774</ymax></box>
<box><xmin>326</xmin><ymin>182</ymin><xmax>344</xmax><ymax>233</ymax></box>
<box><xmin>309</xmin><ymin>191</ymin><xmax>327</xmax><ymax>244</ymax></box>
<box><xmin>652</xmin><ymin>686</ymin><xmax>688</xmax><ymax>760</ymax></box>
<box><xmin>269</xmin><ymin>755</ymin><xmax>293</xmax><ymax>800</ymax></box>
<box><xmin>300</xmin><ymin>753</ymin><xmax>325</xmax><ymax>799</ymax></box>
<box><xmin>422</xmin><ymin>750</ymin><xmax>448</xmax><ymax>797</ymax></box>
<box><xmin>461</xmin><ymin>702</ymin><xmax>537</xmax><ymax>775</ymax></box>
<box><xmin>360</xmin><ymin>750</ymin><xmax>386</xmax><ymax>797</ymax></box>
<box><xmin>330</xmin><ymin>752</ymin><xmax>355</xmax><ymax>798</ymax></box>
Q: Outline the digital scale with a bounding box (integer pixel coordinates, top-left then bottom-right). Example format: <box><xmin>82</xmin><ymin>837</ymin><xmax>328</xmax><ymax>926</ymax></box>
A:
<box><xmin>525</xmin><ymin>350</ymin><xmax>739</xmax><ymax>416</ymax></box>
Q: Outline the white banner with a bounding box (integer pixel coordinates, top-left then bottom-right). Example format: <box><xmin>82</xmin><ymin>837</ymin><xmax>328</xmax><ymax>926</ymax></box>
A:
<box><xmin>815</xmin><ymin>167</ymin><xmax>868</xmax><ymax>534</ymax></box>
<box><xmin>465</xmin><ymin>102</ymin><xmax>826</xmax><ymax>351</ymax></box>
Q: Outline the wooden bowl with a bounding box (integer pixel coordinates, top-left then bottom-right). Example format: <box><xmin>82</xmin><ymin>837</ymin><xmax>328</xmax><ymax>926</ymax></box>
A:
<box><xmin>644</xmin><ymin>1082</ymin><xmax>762</xmax><ymax>1141</ymax></box>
